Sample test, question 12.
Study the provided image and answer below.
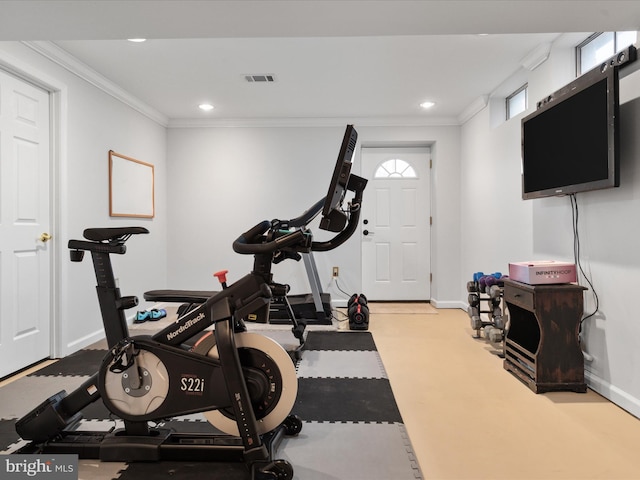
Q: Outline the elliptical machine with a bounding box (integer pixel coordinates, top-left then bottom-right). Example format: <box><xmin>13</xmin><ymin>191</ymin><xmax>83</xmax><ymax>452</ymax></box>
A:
<box><xmin>15</xmin><ymin>125</ymin><xmax>366</xmax><ymax>480</ymax></box>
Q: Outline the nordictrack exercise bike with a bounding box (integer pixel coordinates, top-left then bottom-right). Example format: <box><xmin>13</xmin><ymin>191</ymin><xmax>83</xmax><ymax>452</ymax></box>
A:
<box><xmin>16</xmin><ymin>125</ymin><xmax>366</xmax><ymax>480</ymax></box>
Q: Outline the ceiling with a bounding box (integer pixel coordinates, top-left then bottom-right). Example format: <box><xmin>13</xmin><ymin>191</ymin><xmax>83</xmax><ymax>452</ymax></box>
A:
<box><xmin>2</xmin><ymin>1</ymin><xmax>640</xmax><ymax>125</ymax></box>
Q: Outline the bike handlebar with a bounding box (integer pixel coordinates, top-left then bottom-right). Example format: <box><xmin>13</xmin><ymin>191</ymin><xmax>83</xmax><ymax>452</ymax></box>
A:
<box><xmin>232</xmin><ymin>221</ymin><xmax>308</xmax><ymax>255</ymax></box>
<box><xmin>233</xmin><ymin>174</ymin><xmax>366</xmax><ymax>256</ymax></box>
<box><xmin>284</xmin><ymin>198</ymin><xmax>325</xmax><ymax>228</ymax></box>
<box><xmin>311</xmin><ymin>200</ymin><xmax>362</xmax><ymax>252</ymax></box>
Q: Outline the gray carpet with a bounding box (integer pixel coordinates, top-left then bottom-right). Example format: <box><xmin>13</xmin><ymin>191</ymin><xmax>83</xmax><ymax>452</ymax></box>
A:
<box><xmin>0</xmin><ymin>330</ymin><xmax>422</xmax><ymax>479</ymax></box>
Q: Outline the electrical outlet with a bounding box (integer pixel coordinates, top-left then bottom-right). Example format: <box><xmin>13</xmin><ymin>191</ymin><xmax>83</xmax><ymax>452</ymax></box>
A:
<box><xmin>332</xmin><ymin>266</ymin><xmax>339</xmax><ymax>278</ymax></box>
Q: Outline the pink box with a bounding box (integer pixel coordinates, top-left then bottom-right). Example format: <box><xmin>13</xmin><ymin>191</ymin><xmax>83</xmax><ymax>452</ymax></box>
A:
<box><xmin>508</xmin><ymin>260</ymin><xmax>577</xmax><ymax>285</ymax></box>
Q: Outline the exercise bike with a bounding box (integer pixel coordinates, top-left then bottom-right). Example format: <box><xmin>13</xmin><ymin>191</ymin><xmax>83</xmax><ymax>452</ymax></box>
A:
<box><xmin>15</xmin><ymin>124</ymin><xmax>366</xmax><ymax>480</ymax></box>
<box><xmin>16</xmin><ymin>225</ymin><xmax>304</xmax><ymax>478</ymax></box>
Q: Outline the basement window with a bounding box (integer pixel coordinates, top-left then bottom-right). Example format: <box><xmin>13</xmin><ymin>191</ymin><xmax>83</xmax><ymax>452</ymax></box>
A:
<box><xmin>506</xmin><ymin>84</ymin><xmax>527</xmax><ymax>120</ymax></box>
<box><xmin>577</xmin><ymin>31</ymin><xmax>638</xmax><ymax>75</ymax></box>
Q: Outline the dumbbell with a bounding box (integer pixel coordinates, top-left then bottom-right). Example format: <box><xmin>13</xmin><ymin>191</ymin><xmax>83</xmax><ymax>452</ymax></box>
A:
<box><xmin>348</xmin><ymin>293</ymin><xmax>368</xmax><ymax>307</ymax></box>
<box><xmin>488</xmin><ymin>284</ymin><xmax>502</xmax><ymax>300</ymax></box>
<box><xmin>468</xmin><ymin>293</ymin><xmax>480</xmax><ymax>307</ymax></box>
<box><xmin>494</xmin><ymin>314</ymin><xmax>506</xmax><ymax>331</ymax></box>
<box><xmin>467</xmin><ymin>291</ymin><xmax>482</xmax><ymax>330</ymax></box>
<box><xmin>484</xmin><ymin>326</ymin><xmax>504</xmax><ymax>344</ymax></box>
<box><xmin>484</xmin><ymin>276</ymin><xmax>498</xmax><ymax>290</ymax></box>
<box><xmin>469</xmin><ymin>313</ymin><xmax>482</xmax><ymax>330</ymax></box>
<box><xmin>348</xmin><ymin>293</ymin><xmax>369</xmax><ymax>330</ymax></box>
<box><xmin>473</xmin><ymin>272</ymin><xmax>485</xmax><ymax>283</ymax></box>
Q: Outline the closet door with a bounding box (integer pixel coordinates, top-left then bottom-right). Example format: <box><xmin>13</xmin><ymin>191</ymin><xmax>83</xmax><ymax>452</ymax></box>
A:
<box><xmin>0</xmin><ymin>69</ymin><xmax>51</xmax><ymax>378</ymax></box>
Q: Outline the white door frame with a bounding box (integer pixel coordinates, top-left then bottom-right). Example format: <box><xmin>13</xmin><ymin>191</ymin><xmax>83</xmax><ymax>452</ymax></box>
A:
<box><xmin>0</xmin><ymin>48</ymin><xmax>67</xmax><ymax>359</ymax></box>
<box><xmin>359</xmin><ymin>144</ymin><xmax>432</xmax><ymax>301</ymax></box>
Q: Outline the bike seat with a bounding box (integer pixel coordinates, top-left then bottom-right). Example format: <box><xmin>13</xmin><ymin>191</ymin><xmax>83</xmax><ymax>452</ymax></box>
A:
<box><xmin>144</xmin><ymin>289</ymin><xmax>216</xmax><ymax>303</ymax></box>
<box><xmin>83</xmin><ymin>227</ymin><xmax>149</xmax><ymax>242</ymax></box>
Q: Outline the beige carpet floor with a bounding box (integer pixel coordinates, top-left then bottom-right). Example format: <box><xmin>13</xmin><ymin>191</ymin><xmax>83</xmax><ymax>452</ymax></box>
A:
<box><xmin>368</xmin><ymin>302</ymin><xmax>438</xmax><ymax>315</ymax></box>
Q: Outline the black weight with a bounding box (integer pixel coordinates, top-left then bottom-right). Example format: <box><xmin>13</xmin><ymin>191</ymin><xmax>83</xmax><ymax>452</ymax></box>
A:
<box><xmin>348</xmin><ymin>293</ymin><xmax>368</xmax><ymax>307</ymax></box>
<box><xmin>349</xmin><ymin>303</ymin><xmax>369</xmax><ymax>330</ymax></box>
<box><xmin>348</xmin><ymin>303</ymin><xmax>362</xmax><ymax>320</ymax></box>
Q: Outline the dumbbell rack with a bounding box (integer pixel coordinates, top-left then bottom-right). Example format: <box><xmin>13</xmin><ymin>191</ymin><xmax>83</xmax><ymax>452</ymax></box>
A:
<box><xmin>466</xmin><ymin>280</ymin><xmax>507</xmax><ymax>349</ymax></box>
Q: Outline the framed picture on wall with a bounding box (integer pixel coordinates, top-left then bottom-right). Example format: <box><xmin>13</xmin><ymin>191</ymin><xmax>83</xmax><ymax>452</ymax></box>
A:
<box><xmin>109</xmin><ymin>150</ymin><xmax>155</xmax><ymax>218</ymax></box>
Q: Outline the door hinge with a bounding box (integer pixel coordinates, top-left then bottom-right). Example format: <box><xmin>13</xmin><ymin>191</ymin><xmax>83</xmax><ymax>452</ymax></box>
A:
<box><xmin>430</xmin><ymin>216</ymin><xmax>433</xmax><ymax>226</ymax></box>
<box><xmin>429</xmin><ymin>159</ymin><xmax>432</xmax><ymax>169</ymax></box>
<box><xmin>430</xmin><ymin>273</ymin><xmax>433</xmax><ymax>282</ymax></box>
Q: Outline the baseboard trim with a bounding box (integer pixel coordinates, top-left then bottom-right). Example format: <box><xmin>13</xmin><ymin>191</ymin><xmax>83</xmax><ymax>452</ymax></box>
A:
<box><xmin>431</xmin><ymin>299</ymin><xmax>466</xmax><ymax>310</ymax></box>
<box><xmin>333</xmin><ymin>298</ymin><xmax>466</xmax><ymax>310</ymax></box>
<box><xmin>65</xmin><ymin>328</ymin><xmax>105</xmax><ymax>353</ymax></box>
<box><xmin>585</xmin><ymin>369</ymin><xmax>640</xmax><ymax>420</ymax></box>
<box><xmin>332</xmin><ymin>299</ymin><xmax>349</xmax><ymax>309</ymax></box>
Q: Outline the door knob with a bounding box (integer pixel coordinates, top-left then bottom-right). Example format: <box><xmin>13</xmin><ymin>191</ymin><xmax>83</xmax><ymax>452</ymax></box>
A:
<box><xmin>363</xmin><ymin>229</ymin><xmax>374</xmax><ymax>236</ymax></box>
<box><xmin>39</xmin><ymin>232</ymin><xmax>52</xmax><ymax>243</ymax></box>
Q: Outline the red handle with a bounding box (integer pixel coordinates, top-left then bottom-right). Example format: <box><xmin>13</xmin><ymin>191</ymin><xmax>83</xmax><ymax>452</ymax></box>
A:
<box><xmin>213</xmin><ymin>270</ymin><xmax>228</xmax><ymax>285</ymax></box>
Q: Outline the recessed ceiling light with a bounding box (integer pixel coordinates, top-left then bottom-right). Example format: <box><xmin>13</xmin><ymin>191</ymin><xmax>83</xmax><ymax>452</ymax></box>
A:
<box><xmin>127</xmin><ymin>38</ymin><xmax>147</xmax><ymax>43</ymax></box>
<box><xmin>198</xmin><ymin>103</ymin><xmax>214</xmax><ymax>111</ymax></box>
<box><xmin>420</xmin><ymin>101</ymin><xmax>435</xmax><ymax>109</ymax></box>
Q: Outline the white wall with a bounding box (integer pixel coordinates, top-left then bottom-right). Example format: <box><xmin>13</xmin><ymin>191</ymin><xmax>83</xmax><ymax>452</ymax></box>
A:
<box><xmin>460</xmin><ymin>34</ymin><xmax>640</xmax><ymax>418</ymax></box>
<box><xmin>0</xmin><ymin>42</ymin><xmax>168</xmax><ymax>356</ymax></box>
<box><xmin>460</xmin><ymin>105</ymin><xmax>534</xmax><ymax>289</ymax></box>
<box><xmin>166</xmin><ymin>124</ymin><xmax>461</xmax><ymax>306</ymax></box>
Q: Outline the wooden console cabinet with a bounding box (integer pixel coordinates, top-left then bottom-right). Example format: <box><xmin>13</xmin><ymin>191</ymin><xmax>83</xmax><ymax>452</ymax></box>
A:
<box><xmin>503</xmin><ymin>278</ymin><xmax>587</xmax><ymax>393</ymax></box>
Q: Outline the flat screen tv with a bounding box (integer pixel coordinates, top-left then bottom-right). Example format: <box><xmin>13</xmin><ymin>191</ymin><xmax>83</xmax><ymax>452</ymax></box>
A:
<box><xmin>520</xmin><ymin>47</ymin><xmax>635</xmax><ymax>200</ymax></box>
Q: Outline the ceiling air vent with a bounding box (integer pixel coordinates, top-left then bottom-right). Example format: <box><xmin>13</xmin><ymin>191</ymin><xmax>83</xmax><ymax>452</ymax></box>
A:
<box><xmin>244</xmin><ymin>74</ymin><xmax>275</xmax><ymax>83</ymax></box>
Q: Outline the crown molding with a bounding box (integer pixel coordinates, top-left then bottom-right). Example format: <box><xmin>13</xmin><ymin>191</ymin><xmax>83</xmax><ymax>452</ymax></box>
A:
<box><xmin>457</xmin><ymin>95</ymin><xmax>489</xmax><ymax>124</ymax></box>
<box><xmin>167</xmin><ymin>115</ymin><xmax>461</xmax><ymax>128</ymax></box>
<box><xmin>22</xmin><ymin>41</ymin><xmax>169</xmax><ymax>127</ymax></box>
<box><xmin>520</xmin><ymin>42</ymin><xmax>552</xmax><ymax>71</ymax></box>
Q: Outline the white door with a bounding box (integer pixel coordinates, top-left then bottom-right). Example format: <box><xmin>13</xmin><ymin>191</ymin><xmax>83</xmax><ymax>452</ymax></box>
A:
<box><xmin>361</xmin><ymin>147</ymin><xmax>430</xmax><ymax>300</ymax></box>
<box><xmin>0</xmin><ymin>69</ymin><xmax>51</xmax><ymax>378</ymax></box>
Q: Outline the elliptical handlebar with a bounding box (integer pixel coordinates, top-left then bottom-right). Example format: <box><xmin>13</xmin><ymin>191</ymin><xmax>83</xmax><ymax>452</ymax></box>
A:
<box><xmin>311</xmin><ymin>174</ymin><xmax>366</xmax><ymax>252</ymax></box>
<box><xmin>234</xmin><ymin>173</ymin><xmax>366</xmax><ymax>258</ymax></box>
<box><xmin>233</xmin><ymin>220</ymin><xmax>308</xmax><ymax>255</ymax></box>
<box><xmin>282</xmin><ymin>198</ymin><xmax>325</xmax><ymax>228</ymax></box>
<box><xmin>311</xmin><ymin>203</ymin><xmax>361</xmax><ymax>252</ymax></box>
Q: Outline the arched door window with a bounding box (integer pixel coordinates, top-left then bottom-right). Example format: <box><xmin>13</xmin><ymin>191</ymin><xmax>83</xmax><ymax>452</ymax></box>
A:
<box><xmin>374</xmin><ymin>158</ymin><xmax>418</xmax><ymax>178</ymax></box>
